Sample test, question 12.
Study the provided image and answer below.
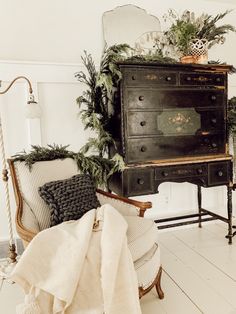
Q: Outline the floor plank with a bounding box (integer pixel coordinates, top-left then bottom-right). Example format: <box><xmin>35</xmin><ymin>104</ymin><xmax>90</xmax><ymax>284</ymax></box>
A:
<box><xmin>155</xmin><ymin>270</ymin><xmax>201</xmax><ymax>314</ymax></box>
<box><xmin>159</xmin><ymin>232</ymin><xmax>236</xmax><ymax>308</ymax></box>
<box><xmin>159</xmin><ymin>237</ymin><xmax>235</xmax><ymax>314</ymax></box>
<box><xmin>172</xmin><ymin>225</ymin><xmax>236</xmax><ymax>280</ymax></box>
<box><xmin>140</xmin><ymin>287</ymin><xmax>166</xmax><ymax>314</ymax></box>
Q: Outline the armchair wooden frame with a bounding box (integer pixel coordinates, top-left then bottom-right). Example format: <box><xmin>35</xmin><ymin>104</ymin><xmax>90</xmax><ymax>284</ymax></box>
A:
<box><xmin>8</xmin><ymin>158</ymin><xmax>164</xmax><ymax>299</ymax></box>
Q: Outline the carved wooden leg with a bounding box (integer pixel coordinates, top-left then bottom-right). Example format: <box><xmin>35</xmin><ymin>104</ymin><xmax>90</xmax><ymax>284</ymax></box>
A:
<box><xmin>197</xmin><ymin>185</ymin><xmax>202</xmax><ymax>228</ymax></box>
<box><xmin>155</xmin><ymin>267</ymin><xmax>164</xmax><ymax>299</ymax></box>
<box><xmin>139</xmin><ymin>266</ymin><xmax>164</xmax><ymax>299</ymax></box>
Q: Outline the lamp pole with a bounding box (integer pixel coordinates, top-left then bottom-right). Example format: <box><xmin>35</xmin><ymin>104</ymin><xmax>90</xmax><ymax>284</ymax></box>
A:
<box><xmin>0</xmin><ymin>76</ymin><xmax>37</xmax><ymax>265</ymax></box>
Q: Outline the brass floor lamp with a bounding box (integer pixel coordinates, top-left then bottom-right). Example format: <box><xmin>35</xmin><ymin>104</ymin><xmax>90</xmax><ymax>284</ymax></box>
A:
<box><xmin>0</xmin><ymin>76</ymin><xmax>39</xmax><ymax>278</ymax></box>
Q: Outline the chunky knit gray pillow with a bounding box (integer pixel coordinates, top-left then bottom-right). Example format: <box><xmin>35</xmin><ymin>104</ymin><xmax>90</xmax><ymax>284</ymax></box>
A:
<box><xmin>38</xmin><ymin>174</ymin><xmax>101</xmax><ymax>227</ymax></box>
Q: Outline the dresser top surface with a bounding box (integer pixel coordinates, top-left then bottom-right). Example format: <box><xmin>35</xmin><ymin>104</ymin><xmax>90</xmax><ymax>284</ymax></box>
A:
<box><xmin>117</xmin><ymin>62</ymin><xmax>234</xmax><ymax>73</ymax></box>
<box><xmin>124</xmin><ymin>154</ymin><xmax>233</xmax><ymax>169</ymax></box>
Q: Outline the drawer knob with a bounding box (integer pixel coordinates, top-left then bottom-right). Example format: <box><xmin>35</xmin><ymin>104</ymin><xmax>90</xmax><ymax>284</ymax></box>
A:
<box><xmin>137</xmin><ymin>178</ymin><xmax>144</xmax><ymax>185</ymax></box>
<box><xmin>132</xmin><ymin>75</ymin><xmax>136</xmax><ymax>80</ymax></box>
<box><xmin>166</xmin><ymin>76</ymin><xmax>172</xmax><ymax>81</ymax></box>
<box><xmin>140</xmin><ymin>146</ymin><xmax>147</xmax><ymax>152</ymax></box>
<box><xmin>211</xmin><ymin>95</ymin><xmax>217</xmax><ymax>101</ymax></box>
<box><xmin>217</xmin><ymin>171</ymin><xmax>223</xmax><ymax>177</ymax></box>
<box><xmin>162</xmin><ymin>171</ymin><xmax>169</xmax><ymax>177</ymax></box>
<box><xmin>211</xmin><ymin>142</ymin><xmax>217</xmax><ymax>148</ymax></box>
<box><xmin>211</xmin><ymin>118</ymin><xmax>217</xmax><ymax>124</ymax></box>
<box><xmin>139</xmin><ymin>95</ymin><xmax>144</xmax><ymax>101</ymax></box>
<box><xmin>140</xmin><ymin>121</ymin><xmax>146</xmax><ymax>126</ymax></box>
<box><xmin>216</xmin><ymin>77</ymin><xmax>221</xmax><ymax>82</ymax></box>
<box><xmin>197</xmin><ymin>168</ymin><xmax>203</xmax><ymax>174</ymax></box>
<box><xmin>186</xmin><ymin>76</ymin><xmax>192</xmax><ymax>81</ymax></box>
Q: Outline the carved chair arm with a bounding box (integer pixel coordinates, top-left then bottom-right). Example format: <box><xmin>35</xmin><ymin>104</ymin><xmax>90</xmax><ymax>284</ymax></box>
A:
<box><xmin>96</xmin><ymin>189</ymin><xmax>152</xmax><ymax>217</ymax></box>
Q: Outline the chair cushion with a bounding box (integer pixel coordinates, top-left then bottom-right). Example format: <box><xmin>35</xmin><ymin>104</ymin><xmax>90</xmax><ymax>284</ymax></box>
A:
<box><xmin>134</xmin><ymin>243</ymin><xmax>161</xmax><ymax>289</ymax></box>
<box><xmin>39</xmin><ymin>174</ymin><xmax>101</xmax><ymax>226</ymax></box>
<box><xmin>124</xmin><ymin>216</ymin><xmax>158</xmax><ymax>262</ymax></box>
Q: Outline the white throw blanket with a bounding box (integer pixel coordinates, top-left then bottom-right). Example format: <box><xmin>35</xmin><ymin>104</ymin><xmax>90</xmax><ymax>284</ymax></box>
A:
<box><xmin>11</xmin><ymin>204</ymin><xmax>142</xmax><ymax>314</ymax></box>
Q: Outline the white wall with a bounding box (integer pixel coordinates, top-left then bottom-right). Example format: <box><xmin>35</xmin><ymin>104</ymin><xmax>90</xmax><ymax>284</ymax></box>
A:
<box><xmin>0</xmin><ymin>0</ymin><xmax>236</xmax><ymax>240</ymax></box>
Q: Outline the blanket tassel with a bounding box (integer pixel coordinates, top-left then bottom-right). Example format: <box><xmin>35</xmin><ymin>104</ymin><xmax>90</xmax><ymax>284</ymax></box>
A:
<box><xmin>16</xmin><ymin>294</ymin><xmax>41</xmax><ymax>314</ymax></box>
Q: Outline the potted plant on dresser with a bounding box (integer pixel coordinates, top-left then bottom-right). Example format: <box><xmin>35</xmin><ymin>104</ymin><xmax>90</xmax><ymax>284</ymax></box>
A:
<box><xmin>163</xmin><ymin>9</ymin><xmax>236</xmax><ymax>63</ymax></box>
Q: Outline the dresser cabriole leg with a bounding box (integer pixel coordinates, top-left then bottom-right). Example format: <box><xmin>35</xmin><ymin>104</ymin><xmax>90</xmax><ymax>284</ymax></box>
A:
<box><xmin>226</xmin><ymin>186</ymin><xmax>233</xmax><ymax>244</ymax></box>
<box><xmin>197</xmin><ymin>185</ymin><xmax>202</xmax><ymax>228</ymax></box>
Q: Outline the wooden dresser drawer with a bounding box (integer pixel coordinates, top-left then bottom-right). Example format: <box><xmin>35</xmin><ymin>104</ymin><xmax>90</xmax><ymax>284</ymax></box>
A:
<box><xmin>127</xmin><ymin>108</ymin><xmax>224</xmax><ymax>137</ymax></box>
<box><xmin>123</xmin><ymin>69</ymin><xmax>177</xmax><ymax>86</ymax></box>
<box><xmin>208</xmin><ymin>161</ymin><xmax>230</xmax><ymax>186</ymax></box>
<box><xmin>126</xmin><ymin>135</ymin><xmax>226</xmax><ymax>163</ymax></box>
<box><xmin>127</xmin><ymin>111</ymin><xmax>162</xmax><ymax>136</ymax></box>
<box><xmin>126</xmin><ymin>168</ymin><xmax>154</xmax><ymax>196</ymax></box>
<box><xmin>125</xmin><ymin>89</ymin><xmax>224</xmax><ymax>109</ymax></box>
<box><xmin>155</xmin><ymin>163</ymin><xmax>208</xmax><ymax>180</ymax></box>
<box><xmin>180</xmin><ymin>72</ymin><xmax>225</xmax><ymax>86</ymax></box>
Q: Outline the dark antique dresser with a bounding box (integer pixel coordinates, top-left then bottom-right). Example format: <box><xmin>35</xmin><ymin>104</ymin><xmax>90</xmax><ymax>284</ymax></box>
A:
<box><xmin>108</xmin><ymin>62</ymin><xmax>235</xmax><ymax>243</ymax></box>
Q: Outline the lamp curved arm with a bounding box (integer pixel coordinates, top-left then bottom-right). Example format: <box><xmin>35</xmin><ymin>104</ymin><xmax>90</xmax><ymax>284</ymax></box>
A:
<box><xmin>0</xmin><ymin>76</ymin><xmax>33</xmax><ymax>95</ymax></box>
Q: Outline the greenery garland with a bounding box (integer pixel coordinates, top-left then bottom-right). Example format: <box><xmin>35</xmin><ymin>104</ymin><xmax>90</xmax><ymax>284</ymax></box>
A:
<box><xmin>228</xmin><ymin>97</ymin><xmax>236</xmax><ymax>134</ymax></box>
<box><xmin>75</xmin><ymin>44</ymin><xmax>132</xmax><ymax>157</ymax></box>
<box><xmin>126</xmin><ymin>54</ymin><xmax>176</xmax><ymax>63</ymax></box>
<box><xmin>12</xmin><ymin>144</ymin><xmax>124</xmax><ymax>187</ymax></box>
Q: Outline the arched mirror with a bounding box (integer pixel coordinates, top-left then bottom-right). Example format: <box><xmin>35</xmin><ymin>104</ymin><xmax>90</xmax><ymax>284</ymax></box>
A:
<box><xmin>102</xmin><ymin>4</ymin><xmax>162</xmax><ymax>54</ymax></box>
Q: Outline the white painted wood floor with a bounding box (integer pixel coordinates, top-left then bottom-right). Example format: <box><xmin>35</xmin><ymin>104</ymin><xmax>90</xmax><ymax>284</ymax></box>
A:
<box><xmin>1</xmin><ymin>222</ymin><xmax>236</xmax><ymax>314</ymax></box>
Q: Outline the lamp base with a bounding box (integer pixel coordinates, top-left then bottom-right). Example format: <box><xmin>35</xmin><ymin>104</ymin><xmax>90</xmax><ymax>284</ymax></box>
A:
<box><xmin>9</xmin><ymin>243</ymin><xmax>17</xmax><ymax>264</ymax></box>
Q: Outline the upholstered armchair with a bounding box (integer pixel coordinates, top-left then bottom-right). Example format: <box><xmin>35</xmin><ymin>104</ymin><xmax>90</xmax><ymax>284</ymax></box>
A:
<box><xmin>8</xmin><ymin>158</ymin><xmax>164</xmax><ymax>299</ymax></box>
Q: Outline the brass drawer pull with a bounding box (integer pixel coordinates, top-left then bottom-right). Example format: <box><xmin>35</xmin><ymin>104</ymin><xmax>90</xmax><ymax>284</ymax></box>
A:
<box><xmin>140</xmin><ymin>146</ymin><xmax>147</xmax><ymax>152</ymax></box>
<box><xmin>197</xmin><ymin>168</ymin><xmax>203</xmax><ymax>174</ymax></box>
<box><xmin>140</xmin><ymin>121</ymin><xmax>146</xmax><ymax>126</ymax></box>
<box><xmin>217</xmin><ymin>171</ymin><xmax>223</xmax><ymax>177</ymax></box>
<box><xmin>137</xmin><ymin>178</ymin><xmax>144</xmax><ymax>185</ymax></box>
<box><xmin>139</xmin><ymin>95</ymin><xmax>144</xmax><ymax>101</ymax></box>
<box><xmin>211</xmin><ymin>142</ymin><xmax>217</xmax><ymax>148</ymax></box>
<box><xmin>162</xmin><ymin>171</ymin><xmax>169</xmax><ymax>177</ymax></box>
<box><xmin>216</xmin><ymin>77</ymin><xmax>221</xmax><ymax>82</ymax></box>
<box><xmin>211</xmin><ymin>95</ymin><xmax>217</xmax><ymax>101</ymax></box>
<box><xmin>166</xmin><ymin>76</ymin><xmax>172</xmax><ymax>81</ymax></box>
